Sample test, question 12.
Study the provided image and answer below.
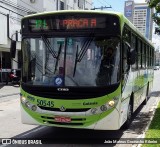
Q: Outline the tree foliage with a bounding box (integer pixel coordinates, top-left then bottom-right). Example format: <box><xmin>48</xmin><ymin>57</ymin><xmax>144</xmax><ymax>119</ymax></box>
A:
<box><xmin>148</xmin><ymin>0</ymin><xmax>160</xmax><ymax>26</ymax></box>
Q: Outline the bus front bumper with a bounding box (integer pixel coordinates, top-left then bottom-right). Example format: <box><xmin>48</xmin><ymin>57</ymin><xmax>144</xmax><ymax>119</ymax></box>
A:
<box><xmin>21</xmin><ymin>104</ymin><xmax>120</xmax><ymax>130</ymax></box>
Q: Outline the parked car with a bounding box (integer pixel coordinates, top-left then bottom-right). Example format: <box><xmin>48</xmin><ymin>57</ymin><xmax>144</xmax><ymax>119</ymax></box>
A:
<box><xmin>154</xmin><ymin>66</ymin><xmax>159</xmax><ymax>70</ymax></box>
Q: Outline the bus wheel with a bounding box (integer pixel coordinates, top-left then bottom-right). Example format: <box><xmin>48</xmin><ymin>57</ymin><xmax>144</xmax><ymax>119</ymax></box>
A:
<box><xmin>142</xmin><ymin>84</ymin><xmax>149</xmax><ymax>105</ymax></box>
<box><xmin>142</xmin><ymin>96</ymin><xmax>148</xmax><ymax>105</ymax></box>
<box><xmin>123</xmin><ymin>103</ymin><xmax>132</xmax><ymax>129</ymax></box>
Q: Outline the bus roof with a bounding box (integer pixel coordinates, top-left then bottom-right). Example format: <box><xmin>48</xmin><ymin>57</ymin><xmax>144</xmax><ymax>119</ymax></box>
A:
<box><xmin>22</xmin><ymin>10</ymin><xmax>154</xmax><ymax>48</ymax></box>
<box><xmin>120</xmin><ymin>13</ymin><xmax>154</xmax><ymax>48</ymax></box>
<box><xmin>22</xmin><ymin>10</ymin><xmax>123</xmax><ymax>19</ymax></box>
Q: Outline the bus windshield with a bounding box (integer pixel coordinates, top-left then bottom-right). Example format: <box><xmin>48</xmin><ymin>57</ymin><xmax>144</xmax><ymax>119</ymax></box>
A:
<box><xmin>22</xmin><ymin>36</ymin><xmax>120</xmax><ymax>87</ymax></box>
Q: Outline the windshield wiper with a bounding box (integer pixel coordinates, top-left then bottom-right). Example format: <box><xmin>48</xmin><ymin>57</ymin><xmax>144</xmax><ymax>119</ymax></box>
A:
<box><xmin>54</xmin><ymin>44</ymin><xmax>62</xmax><ymax>74</ymax></box>
<box><xmin>41</xmin><ymin>35</ymin><xmax>57</xmax><ymax>59</ymax></box>
<box><xmin>41</xmin><ymin>35</ymin><xmax>64</xmax><ymax>75</ymax></box>
<box><xmin>77</xmin><ymin>36</ymin><xmax>94</xmax><ymax>62</ymax></box>
<box><xmin>73</xmin><ymin>45</ymin><xmax>79</xmax><ymax>77</ymax></box>
<box><xmin>73</xmin><ymin>34</ymin><xmax>94</xmax><ymax>77</ymax></box>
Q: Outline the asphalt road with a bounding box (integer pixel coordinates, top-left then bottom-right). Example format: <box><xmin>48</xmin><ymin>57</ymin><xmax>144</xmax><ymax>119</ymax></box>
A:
<box><xmin>0</xmin><ymin>70</ymin><xmax>160</xmax><ymax>147</ymax></box>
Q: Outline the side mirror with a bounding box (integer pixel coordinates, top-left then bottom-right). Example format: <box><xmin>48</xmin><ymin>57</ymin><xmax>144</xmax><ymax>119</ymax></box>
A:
<box><xmin>128</xmin><ymin>49</ymin><xmax>136</xmax><ymax>65</ymax></box>
<box><xmin>10</xmin><ymin>40</ymin><xmax>16</xmax><ymax>58</ymax></box>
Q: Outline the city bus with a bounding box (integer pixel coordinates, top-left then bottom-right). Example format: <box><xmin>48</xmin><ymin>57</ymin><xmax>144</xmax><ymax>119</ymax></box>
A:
<box><xmin>11</xmin><ymin>10</ymin><xmax>154</xmax><ymax>130</ymax></box>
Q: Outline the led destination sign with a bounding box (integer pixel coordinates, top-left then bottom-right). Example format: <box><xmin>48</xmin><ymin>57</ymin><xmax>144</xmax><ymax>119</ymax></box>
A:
<box><xmin>29</xmin><ymin>17</ymin><xmax>107</xmax><ymax>31</ymax></box>
<box><xmin>62</xmin><ymin>18</ymin><xmax>97</xmax><ymax>29</ymax></box>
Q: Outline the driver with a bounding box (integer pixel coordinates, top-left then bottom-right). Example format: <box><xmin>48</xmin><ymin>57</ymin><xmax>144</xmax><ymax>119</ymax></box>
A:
<box><xmin>101</xmin><ymin>46</ymin><xmax>114</xmax><ymax>68</ymax></box>
<box><xmin>96</xmin><ymin>46</ymin><xmax>115</xmax><ymax>86</ymax></box>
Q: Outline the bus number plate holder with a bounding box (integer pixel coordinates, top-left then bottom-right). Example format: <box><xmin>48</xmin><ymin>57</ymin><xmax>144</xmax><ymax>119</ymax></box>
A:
<box><xmin>55</xmin><ymin>116</ymin><xmax>71</xmax><ymax>123</ymax></box>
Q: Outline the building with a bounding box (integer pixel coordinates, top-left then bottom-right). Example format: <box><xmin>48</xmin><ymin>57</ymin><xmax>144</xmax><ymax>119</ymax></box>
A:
<box><xmin>0</xmin><ymin>0</ymin><xmax>92</xmax><ymax>83</ymax></box>
<box><xmin>124</xmin><ymin>0</ymin><xmax>153</xmax><ymax>40</ymax></box>
<box><xmin>17</xmin><ymin>0</ymin><xmax>93</xmax><ymax>13</ymax></box>
<box><xmin>155</xmin><ymin>49</ymin><xmax>160</xmax><ymax>66</ymax></box>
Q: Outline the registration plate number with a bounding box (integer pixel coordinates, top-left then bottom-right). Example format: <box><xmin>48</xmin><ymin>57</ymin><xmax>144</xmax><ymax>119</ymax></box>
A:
<box><xmin>55</xmin><ymin>116</ymin><xmax>71</xmax><ymax>123</ymax></box>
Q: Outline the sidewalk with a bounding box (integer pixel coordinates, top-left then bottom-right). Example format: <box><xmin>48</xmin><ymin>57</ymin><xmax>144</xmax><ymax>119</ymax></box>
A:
<box><xmin>0</xmin><ymin>83</ymin><xmax>20</xmax><ymax>98</ymax></box>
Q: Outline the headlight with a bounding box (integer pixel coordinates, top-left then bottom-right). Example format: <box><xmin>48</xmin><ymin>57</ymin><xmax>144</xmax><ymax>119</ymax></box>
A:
<box><xmin>21</xmin><ymin>96</ymin><xmax>36</xmax><ymax>111</ymax></box>
<box><xmin>20</xmin><ymin>96</ymin><xmax>31</xmax><ymax>108</ymax></box>
<box><xmin>88</xmin><ymin>97</ymin><xmax>119</xmax><ymax>115</ymax></box>
<box><xmin>20</xmin><ymin>96</ymin><xmax>27</xmax><ymax>104</ymax></box>
<box><xmin>108</xmin><ymin>100</ymin><xmax>115</xmax><ymax>107</ymax></box>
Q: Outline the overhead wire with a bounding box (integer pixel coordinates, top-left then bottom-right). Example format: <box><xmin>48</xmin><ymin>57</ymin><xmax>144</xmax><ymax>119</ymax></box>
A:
<box><xmin>95</xmin><ymin>0</ymin><xmax>113</xmax><ymax>10</ymax></box>
<box><xmin>101</xmin><ymin>0</ymin><xmax>116</xmax><ymax>11</ymax></box>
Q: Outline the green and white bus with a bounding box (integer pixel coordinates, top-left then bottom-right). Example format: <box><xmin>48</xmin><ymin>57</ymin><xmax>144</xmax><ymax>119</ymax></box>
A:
<box><xmin>12</xmin><ymin>10</ymin><xmax>154</xmax><ymax>130</ymax></box>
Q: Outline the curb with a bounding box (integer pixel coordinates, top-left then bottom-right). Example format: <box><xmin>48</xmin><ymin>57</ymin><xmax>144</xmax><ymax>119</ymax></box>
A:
<box><xmin>136</xmin><ymin>98</ymin><xmax>160</xmax><ymax>147</ymax></box>
<box><xmin>0</xmin><ymin>93</ymin><xmax>20</xmax><ymax>98</ymax></box>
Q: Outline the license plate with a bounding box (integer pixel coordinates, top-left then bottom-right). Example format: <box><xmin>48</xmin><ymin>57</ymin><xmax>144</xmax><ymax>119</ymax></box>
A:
<box><xmin>55</xmin><ymin>116</ymin><xmax>71</xmax><ymax>123</ymax></box>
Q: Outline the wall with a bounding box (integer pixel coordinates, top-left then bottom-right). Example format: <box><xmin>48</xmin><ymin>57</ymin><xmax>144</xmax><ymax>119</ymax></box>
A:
<box><xmin>17</xmin><ymin>0</ymin><xmax>44</xmax><ymax>14</ymax></box>
<box><xmin>43</xmin><ymin>0</ymin><xmax>57</xmax><ymax>11</ymax></box>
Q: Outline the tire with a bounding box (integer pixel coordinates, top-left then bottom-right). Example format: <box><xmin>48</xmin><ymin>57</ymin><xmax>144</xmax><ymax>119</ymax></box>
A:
<box><xmin>123</xmin><ymin>103</ymin><xmax>132</xmax><ymax>129</ymax></box>
<box><xmin>142</xmin><ymin>96</ymin><xmax>148</xmax><ymax>105</ymax></box>
<box><xmin>142</xmin><ymin>84</ymin><xmax>149</xmax><ymax>105</ymax></box>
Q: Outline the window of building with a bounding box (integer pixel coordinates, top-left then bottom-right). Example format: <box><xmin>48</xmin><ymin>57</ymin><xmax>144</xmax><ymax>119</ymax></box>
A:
<box><xmin>60</xmin><ymin>1</ymin><xmax>64</xmax><ymax>10</ymax></box>
<box><xmin>78</xmin><ymin>0</ymin><xmax>83</xmax><ymax>8</ymax></box>
<box><xmin>30</xmin><ymin>0</ymin><xmax>35</xmax><ymax>3</ymax></box>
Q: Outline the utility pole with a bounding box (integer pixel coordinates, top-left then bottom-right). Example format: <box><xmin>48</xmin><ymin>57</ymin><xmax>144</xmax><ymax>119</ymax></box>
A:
<box><xmin>91</xmin><ymin>6</ymin><xmax>112</xmax><ymax>10</ymax></box>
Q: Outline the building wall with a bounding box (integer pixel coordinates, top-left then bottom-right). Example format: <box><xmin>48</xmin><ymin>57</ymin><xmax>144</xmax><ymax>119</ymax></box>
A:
<box><xmin>43</xmin><ymin>0</ymin><xmax>57</xmax><ymax>11</ymax></box>
<box><xmin>155</xmin><ymin>49</ymin><xmax>160</xmax><ymax>66</ymax></box>
<box><xmin>124</xmin><ymin>1</ymin><xmax>134</xmax><ymax>23</ymax></box>
<box><xmin>17</xmin><ymin>0</ymin><xmax>44</xmax><ymax>14</ymax></box>
<box><xmin>124</xmin><ymin>1</ymin><xmax>153</xmax><ymax>40</ymax></box>
<box><xmin>133</xmin><ymin>3</ymin><xmax>153</xmax><ymax>40</ymax></box>
<box><xmin>0</xmin><ymin>0</ymin><xmax>21</xmax><ymax>72</ymax></box>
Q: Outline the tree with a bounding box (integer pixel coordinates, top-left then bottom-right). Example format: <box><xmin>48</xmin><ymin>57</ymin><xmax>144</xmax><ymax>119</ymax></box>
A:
<box><xmin>147</xmin><ymin>0</ymin><xmax>160</xmax><ymax>34</ymax></box>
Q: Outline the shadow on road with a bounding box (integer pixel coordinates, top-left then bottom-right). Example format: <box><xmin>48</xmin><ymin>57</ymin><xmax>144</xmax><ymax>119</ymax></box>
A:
<box><xmin>149</xmin><ymin>91</ymin><xmax>160</xmax><ymax>97</ymax></box>
<box><xmin>128</xmin><ymin>107</ymin><xmax>153</xmax><ymax>135</ymax></box>
<box><xmin>127</xmin><ymin>95</ymin><xmax>159</xmax><ymax>135</ymax></box>
<box><xmin>14</xmin><ymin>126</ymin><xmax>124</xmax><ymax>146</ymax></box>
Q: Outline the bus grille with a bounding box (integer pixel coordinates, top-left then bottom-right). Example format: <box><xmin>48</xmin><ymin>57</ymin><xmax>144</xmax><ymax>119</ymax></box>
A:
<box><xmin>39</xmin><ymin>106</ymin><xmax>90</xmax><ymax>112</ymax></box>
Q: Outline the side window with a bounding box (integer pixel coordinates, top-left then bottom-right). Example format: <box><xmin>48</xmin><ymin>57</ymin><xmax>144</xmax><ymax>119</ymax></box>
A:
<box><xmin>152</xmin><ymin>48</ymin><xmax>154</xmax><ymax>66</ymax></box>
<box><xmin>122</xmin><ymin>26</ymin><xmax>131</xmax><ymax>73</ymax></box>
<box><xmin>131</xmin><ymin>33</ymin><xmax>136</xmax><ymax>49</ymax></box>
<box><xmin>148</xmin><ymin>47</ymin><xmax>151</xmax><ymax>68</ymax></box>
<box><xmin>123</xmin><ymin>26</ymin><xmax>131</xmax><ymax>45</ymax></box>
<box><xmin>146</xmin><ymin>45</ymin><xmax>148</xmax><ymax>68</ymax></box>
<box><xmin>142</xmin><ymin>43</ymin><xmax>146</xmax><ymax>69</ymax></box>
<box><xmin>122</xmin><ymin>43</ymin><xmax>130</xmax><ymax>73</ymax></box>
<box><xmin>137</xmin><ymin>39</ymin><xmax>141</xmax><ymax>69</ymax></box>
<box><xmin>150</xmin><ymin>47</ymin><xmax>152</xmax><ymax>68</ymax></box>
<box><xmin>131</xmin><ymin>33</ymin><xmax>137</xmax><ymax>70</ymax></box>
